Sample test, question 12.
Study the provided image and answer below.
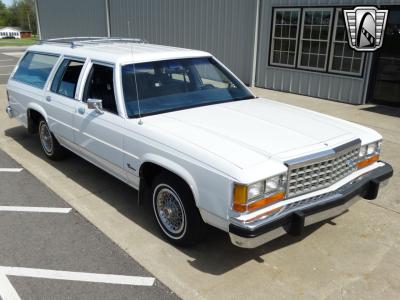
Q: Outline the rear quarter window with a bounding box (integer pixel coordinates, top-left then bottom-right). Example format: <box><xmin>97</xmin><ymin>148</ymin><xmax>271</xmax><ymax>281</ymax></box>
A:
<box><xmin>13</xmin><ymin>52</ymin><xmax>59</xmax><ymax>89</ymax></box>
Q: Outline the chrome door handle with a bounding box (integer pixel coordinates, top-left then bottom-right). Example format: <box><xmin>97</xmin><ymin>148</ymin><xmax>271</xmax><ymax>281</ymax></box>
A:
<box><xmin>78</xmin><ymin>107</ymin><xmax>85</xmax><ymax>114</ymax></box>
<box><xmin>45</xmin><ymin>96</ymin><xmax>51</xmax><ymax>102</ymax></box>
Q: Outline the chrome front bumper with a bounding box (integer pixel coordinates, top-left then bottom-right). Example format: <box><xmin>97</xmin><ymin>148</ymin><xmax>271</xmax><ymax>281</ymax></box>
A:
<box><xmin>229</xmin><ymin>162</ymin><xmax>393</xmax><ymax>248</ymax></box>
<box><xmin>5</xmin><ymin>105</ymin><xmax>13</xmax><ymax>118</ymax></box>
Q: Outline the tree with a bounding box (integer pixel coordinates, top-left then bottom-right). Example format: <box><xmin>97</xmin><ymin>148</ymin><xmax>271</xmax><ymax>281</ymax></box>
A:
<box><xmin>0</xmin><ymin>1</ymin><xmax>11</xmax><ymax>27</ymax></box>
<box><xmin>0</xmin><ymin>0</ymin><xmax>37</xmax><ymax>34</ymax></box>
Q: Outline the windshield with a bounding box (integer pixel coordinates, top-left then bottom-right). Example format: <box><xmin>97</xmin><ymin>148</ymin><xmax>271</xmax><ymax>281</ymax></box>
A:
<box><xmin>121</xmin><ymin>57</ymin><xmax>254</xmax><ymax>118</ymax></box>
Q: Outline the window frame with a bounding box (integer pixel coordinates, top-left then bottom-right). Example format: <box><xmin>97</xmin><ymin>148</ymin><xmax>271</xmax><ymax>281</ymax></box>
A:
<box><xmin>81</xmin><ymin>60</ymin><xmax>120</xmax><ymax>116</ymax></box>
<box><xmin>11</xmin><ymin>51</ymin><xmax>60</xmax><ymax>89</ymax></box>
<box><xmin>328</xmin><ymin>8</ymin><xmax>365</xmax><ymax>76</ymax></box>
<box><xmin>297</xmin><ymin>7</ymin><xmax>334</xmax><ymax>71</ymax></box>
<box><xmin>269</xmin><ymin>7</ymin><xmax>301</xmax><ymax>68</ymax></box>
<box><xmin>50</xmin><ymin>57</ymin><xmax>86</xmax><ymax>99</ymax></box>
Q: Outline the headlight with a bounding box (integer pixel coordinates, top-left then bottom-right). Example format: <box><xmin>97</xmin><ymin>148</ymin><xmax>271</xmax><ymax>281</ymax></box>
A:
<box><xmin>357</xmin><ymin>140</ymin><xmax>381</xmax><ymax>169</ymax></box>
<box><xmin>247</xmin><ymin>181</ymin><xmax>265</xmax><ymax>199</ymax></box>
<box><xmin>233</xmin><ymin>174</ymin><xmax>287</xmax><ymax>213</ymax></box>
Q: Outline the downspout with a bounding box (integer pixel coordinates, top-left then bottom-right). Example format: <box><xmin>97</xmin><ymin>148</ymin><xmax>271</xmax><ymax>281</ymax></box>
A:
<box><xmin>250</xmin><ymin>0</ymin><xmax>262</xmax><ymax>87</ymax></box>
<box><xmin>105</xmin><ymin>0</ymin><xmax>111</xmax><ymax>37</ymax></box>
<box><xmin>34</xmin><ymin>0</ymin><xmax>41</xmax><ymax>39</ymax></box>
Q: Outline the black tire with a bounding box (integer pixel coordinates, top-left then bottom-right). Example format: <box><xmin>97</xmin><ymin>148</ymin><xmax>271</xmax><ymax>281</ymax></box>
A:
<box><xmin>151</xmin><ymin>172</ymin><xmax>206</xmax><ymax>247</ymax></box>
<box><xmin>38</xmin><ymin>119</ymin><xmax>67</xmax><ymax>160</ymax></box>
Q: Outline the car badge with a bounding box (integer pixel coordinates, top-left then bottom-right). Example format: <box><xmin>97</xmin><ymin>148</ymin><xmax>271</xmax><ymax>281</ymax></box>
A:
<box><xmin>343</xmin><ymin>6</ymin><xmax>388</xmax><ymax>51</ymax></box>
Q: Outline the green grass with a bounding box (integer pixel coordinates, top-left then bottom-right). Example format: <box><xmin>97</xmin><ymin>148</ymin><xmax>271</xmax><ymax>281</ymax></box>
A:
<box><xmin>0</xmin><ymin>37</ymin><xmax>38</xmax><ymax>47</ymax></box>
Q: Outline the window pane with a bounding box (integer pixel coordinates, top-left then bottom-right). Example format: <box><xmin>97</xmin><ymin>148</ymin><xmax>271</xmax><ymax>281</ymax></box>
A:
<box><xmin>311</xmin><ymin>26</ymin><xmax>320</xmax><ymax>39</ymax></box>
<box><xmin>271</xmin><ymin>9</ymin><xmax>299</xmax><ymax>66</ymax></box>
<box><xmin>283</xmin><ymin>11</ymin><xmax>291</xmax><ymax>24</ymax></box>
<box><xmin>288</xmin><ymin>53</ymin><xmax>295</xmax><ymax>65</ymax></box>
<box><xmin>303</xmin><ymin>40</ymin><xmax>311</xmax><ymax>53</ymax></box>
<box><xmin>352</xmin><ymin>59</ymin><xmax>361</xmax><ymax>73</ymax></box>
<box><xmin>84</xmin><ymin>64</ymin><xmax>117</xmax><ymax>114</ymax></box>
<box><xmin>318</xmin><ymin>55</ymin><xmax>326</xmax><ymax>69</ymax></box>
<box><xmin>51</xmin><ymin>60</ymin><xmax>84</xmax><ymax>98</ymax></box>
<box><xmin>276</xmin><ymin>11</ymin><xmax>283</xmax><ymax>24</ymax></box>
<box><xmin>329</xmin><ymin>8</ymin><xmax>365</xmax><ymax>75</ymax></box>
<box><xmin>298</xmin><ymin>9</ymin><xmax>332</xmax><ymax>70</ymax></box>
<box><xmin>13</xmin><ymin>52</ymin><xmax>59</xmax><ymax>88</ymax></box>
<box><xmin>303</xmin><ymin>25</ymin><xmax>311</xmax><ymax>39</ymax></box>
<box><xmin>290</xmin><ymin>25</ymin><xmax>297</xmax><ymax>38</ymax></box>
<box><xmin>342</xmin><ymin>58</ymin><xmax>352</xmax><ymax>72</ymax></box>
<box><xmin>275</xmin><ymin>25</ymin><xmax>282</xmax><ymax>37</ymax></box>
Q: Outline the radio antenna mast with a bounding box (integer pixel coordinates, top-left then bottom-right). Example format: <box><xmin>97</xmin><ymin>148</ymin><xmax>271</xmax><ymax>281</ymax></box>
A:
<box><xmin>127</xmin><ymin>21</ymin><xmax>143</xmax><ymax>125</ymax></box>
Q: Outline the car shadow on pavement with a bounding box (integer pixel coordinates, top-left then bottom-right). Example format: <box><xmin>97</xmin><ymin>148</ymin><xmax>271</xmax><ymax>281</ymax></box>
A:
<box><xmin>361</xmin><ymin>105</ymin><xmax>400</xmax><ymax>118</ymax></box>
<box><xmin>5</xmin><ymin>125</ymin><xmax>329</xmax><ymax>275</ymax></box>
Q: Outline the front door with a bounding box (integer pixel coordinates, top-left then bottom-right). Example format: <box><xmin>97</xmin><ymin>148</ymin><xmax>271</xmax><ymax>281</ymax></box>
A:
<box><xmin>372</xmin><ymin>8</ymin><xmax>400</xmax><ymax>105</ymax></box>
<box><xmin>74</xmin><ymin>62</ymin><xmax>126</xmax><ymax>181</ymax></box>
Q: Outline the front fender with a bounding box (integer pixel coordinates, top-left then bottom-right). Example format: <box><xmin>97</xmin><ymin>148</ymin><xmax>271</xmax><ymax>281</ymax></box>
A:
<box><xmin>140</xmin><ymin>153</ymin><xmax>200</xmax><ymax>205</ymax></box>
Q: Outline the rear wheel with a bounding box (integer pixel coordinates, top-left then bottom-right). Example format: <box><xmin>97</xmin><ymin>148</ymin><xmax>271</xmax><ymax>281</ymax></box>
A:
<box><xmin>38</xmin><ymin>119</ymin><xmax>67</xmax><ymax>160</ymax></box>
<box><xmin>151</xmin><ymin>172</ymin><xmax>206</xmax><ymax>246</ymax></box>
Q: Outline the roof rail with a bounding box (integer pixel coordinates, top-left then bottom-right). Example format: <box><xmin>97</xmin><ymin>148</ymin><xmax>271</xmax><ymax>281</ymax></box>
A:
<box><xmin>38</xmin><ymin>37</ymin><xmax>148</xmax><ymax>48</ymax></box>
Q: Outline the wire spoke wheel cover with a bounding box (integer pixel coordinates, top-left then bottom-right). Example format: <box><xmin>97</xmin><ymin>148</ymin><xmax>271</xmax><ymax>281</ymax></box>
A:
<box><xmin>153</xmin><ymin>184</ymin><xmax>187</xmax><ymax>239</ymax></box>
<box><xmin>39</xmin><ymin>122</ymin><xmax>53</xmax><ymax>155</ymax></box>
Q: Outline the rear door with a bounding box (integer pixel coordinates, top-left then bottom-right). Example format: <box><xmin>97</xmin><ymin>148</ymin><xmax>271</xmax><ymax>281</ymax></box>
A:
<box><xmin>73</xmin><ymin>61</ymin><xmax>127</xmax><ymax>181</ymax></box>
<box><xmin>46</xmin><ymin>57</ymin><xmax>86</xmax><ymax>143</ymax></box>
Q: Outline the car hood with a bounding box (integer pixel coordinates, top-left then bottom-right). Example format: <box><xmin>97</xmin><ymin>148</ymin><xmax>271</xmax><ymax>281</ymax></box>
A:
<box><xmin>143</xmin><ymin>98</ymin><xmax>378</xmax><ymax>169</ymax></box>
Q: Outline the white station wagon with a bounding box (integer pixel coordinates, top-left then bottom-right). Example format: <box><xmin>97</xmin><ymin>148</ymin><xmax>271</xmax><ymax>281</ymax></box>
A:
<box><xmin>6</xmin><ymin>38</ymin><xmax>393</xmax><ymax>248</ymax></box>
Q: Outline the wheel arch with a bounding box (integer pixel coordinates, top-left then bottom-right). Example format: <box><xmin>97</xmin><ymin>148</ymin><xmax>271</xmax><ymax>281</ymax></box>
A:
<box><xmin>26</xmin><ymin>103</ymin><xmax>48</xmax><ymax>134</ymax></box>
<box><xmin>139</xmin><ymin>154</ymin><xmax>200</xmax><ymax>206</ymax></box>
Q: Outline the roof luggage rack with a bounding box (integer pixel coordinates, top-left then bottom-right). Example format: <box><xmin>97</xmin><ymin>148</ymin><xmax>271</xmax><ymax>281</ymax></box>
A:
<box><xmin>38</xmin><ymin>37</ymin><xmax>148</xmax><ymax>48</ymax></box>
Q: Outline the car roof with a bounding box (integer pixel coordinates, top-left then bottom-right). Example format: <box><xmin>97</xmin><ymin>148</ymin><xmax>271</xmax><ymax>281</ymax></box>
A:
<box><xmin>27</xmin><ymin>41</ymin><xmax>211</xmax><ymax>65</ymax></box>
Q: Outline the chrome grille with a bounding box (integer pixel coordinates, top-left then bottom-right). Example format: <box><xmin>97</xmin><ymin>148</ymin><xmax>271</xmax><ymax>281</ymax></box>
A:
<box><xmin>286</xmin><ymin>140</ymin><xmax>360</xmax><ymax>198</ymax></box>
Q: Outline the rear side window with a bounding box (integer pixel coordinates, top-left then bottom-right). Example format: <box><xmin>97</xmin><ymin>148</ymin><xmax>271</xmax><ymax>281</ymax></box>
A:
<box><xmin>51</xmin><ymin>59</ymin><xmax>84</xmax><ymax>98</ymax></box>
<box><xmin>13</xmin><ymin>52</ymin><xmax>59</xmax><ymax>89</ymax></box>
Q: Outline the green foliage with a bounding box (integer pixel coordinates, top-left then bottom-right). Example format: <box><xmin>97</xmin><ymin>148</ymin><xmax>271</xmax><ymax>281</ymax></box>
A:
<box><xmin>0</xmin><ymin>0</ymin><xmax>37</xmax><ymax>34</ymax></box>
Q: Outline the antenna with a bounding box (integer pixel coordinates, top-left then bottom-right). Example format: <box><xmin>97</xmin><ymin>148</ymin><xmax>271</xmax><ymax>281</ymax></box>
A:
<box><xmin>127</xmin><ymin>21</ymin><xmax>143</xmax><ymax>125</ymax></box>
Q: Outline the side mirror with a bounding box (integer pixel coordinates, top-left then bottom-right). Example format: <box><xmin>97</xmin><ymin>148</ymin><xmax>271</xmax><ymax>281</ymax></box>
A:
<box><xmin>87</xmin><ymin>98</ymin><xmax>104</xmax><ymax>114</ymax></box>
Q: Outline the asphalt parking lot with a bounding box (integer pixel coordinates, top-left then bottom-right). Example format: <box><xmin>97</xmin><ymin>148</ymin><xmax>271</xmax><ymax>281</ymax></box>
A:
<box><xmin>0</xmin><ymin>47</ymin><xmax>399</xmax><ymax>299</ymax></box>
<box><xmin>0</xmin><ymin>49</ymin><xmax>177</xmax><ymax>299</ymax></box>
<box><xmin>0</xmin><ymin>48</ymin><xmax>21</xmax><ymax>84</ymax></box>
<box><xmin>0</xmin><ymin>146</ymin><xmax>177</xmax><ymax>299</ymax></box>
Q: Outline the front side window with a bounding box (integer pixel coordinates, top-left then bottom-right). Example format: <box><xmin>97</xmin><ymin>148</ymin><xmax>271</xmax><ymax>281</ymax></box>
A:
<box><xmin>51</xmin><ymin>59</ymin><xmax>84</xmax><ymax>98</ymax></box>
<box><xmin>329</xmin><ymin>9</ymin><xmax>364</xmax><ymax>75</ymax></box>
<box><xmin>83</xmin><ymin>64</ymin><xmax>118</xmax><ymax>114</ymax></box>
<box><xmin>298</xmin><ymin>8</ymin><xmax>333</xmax><ymax>70</ymax></box>
<box><xmin>270</xmin><ymin>8</ymin><xmax>300</xmax><ymax>67</ymax></box>
<box><xmin>122</xmin><ymin>57</ymin><xmax>254</xmax><ymax>118</ymax></box>
<box><xmin>13</xmin><ymin>52</ymin><xmax>59</xmax><ymax>88</ymax></box>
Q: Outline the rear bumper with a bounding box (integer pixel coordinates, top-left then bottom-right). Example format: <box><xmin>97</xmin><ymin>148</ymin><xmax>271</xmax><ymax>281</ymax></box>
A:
<box><xmin>229</xmin><ymin>162</ymin><xmax>393</xmax><ymax>248</ymax></box>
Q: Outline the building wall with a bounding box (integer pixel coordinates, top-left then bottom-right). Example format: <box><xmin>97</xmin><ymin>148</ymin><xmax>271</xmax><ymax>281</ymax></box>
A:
<box><xmin>36</xmin><ymin>0</ymin><xmax>108</xmax><ymax>39</ymax></box>
<box><xmin>108</xmin><ymin>0</ymin><xmax>258</xmax><ymax>84</ymax></box>
<box><xmin>256</xmin><ymin>0</ymin><xmax>399</xmax><ymax>104</ymax></box>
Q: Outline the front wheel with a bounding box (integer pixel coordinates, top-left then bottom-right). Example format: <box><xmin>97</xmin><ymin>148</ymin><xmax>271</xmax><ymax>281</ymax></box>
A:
<box><xmin>38</xmin><ymin>119</ymin><xmax>67</xmax><ymax>160</ymax></box>
<box><xmin>152</xmin><ymin>172</ymin><xmax>206</xmax><ymax>247</ymax></box>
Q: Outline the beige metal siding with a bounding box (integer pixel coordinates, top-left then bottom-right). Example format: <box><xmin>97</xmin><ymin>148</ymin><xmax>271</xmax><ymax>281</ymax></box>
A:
<box><xmin>108</xmin><ymin>0</ymin><xmax>258</xmax><ymax>84</ymax></box>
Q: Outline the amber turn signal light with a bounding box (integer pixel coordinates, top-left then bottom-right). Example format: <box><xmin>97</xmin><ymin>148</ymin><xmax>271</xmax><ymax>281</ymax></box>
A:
<box><xmin>356</xmin><ymin>154</ymin><xmax>379</xmax><ymax>169</ymax></box>
<box><xmin>233</xmin><ymin>191</ymin><xmax>285</xmax><ymax>213</ymax></box>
